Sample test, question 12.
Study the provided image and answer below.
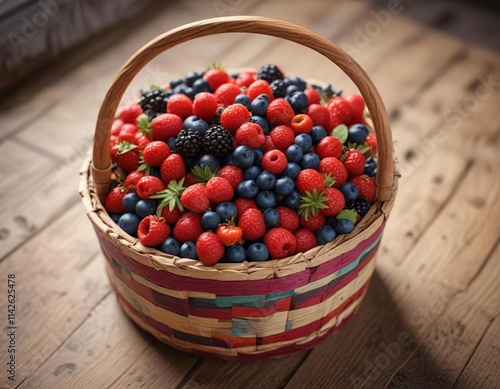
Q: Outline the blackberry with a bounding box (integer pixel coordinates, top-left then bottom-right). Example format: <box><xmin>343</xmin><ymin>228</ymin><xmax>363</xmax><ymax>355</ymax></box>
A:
<box><xmin>311</xmin><ymin>84</ymin><xmax>342</xmax><ymax>100</ymax></box>
<box><xmin>204</xmin><ymin>125</ymin><xmax>233</xmax><ymax>157</ymax></box>
<box><xmin>346</xmin><ymin>198</ymin><xmax>371</xmax><ymax>217</ymax></box>
<box><xmin>175</xmin><ymin>129</ymin><xmax>203</xmax><ymax>158</ymax></box>
<box><xmin>270</xmin><ymin>79</ymin><xmax>286</xmax><ymax>98</ymax></box>
<box><xmin>140</xmin><ymin>88</ymin><xmax>170</xmax><ymax>115</ymax></box>
<box><xmin>256</xmin><ymin>64</ymin><xmax>284</xmax><ymax>84</ymax></box>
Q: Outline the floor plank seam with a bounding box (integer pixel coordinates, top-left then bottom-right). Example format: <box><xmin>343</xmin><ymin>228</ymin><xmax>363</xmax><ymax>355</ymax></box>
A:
<box><xmin>282</xmin><ymin>349</ymin><xmax>313</xmax><ymax>389</ymax></box>
<box><xmin>174</xmin><ymin>357</ymin><xmax>203</xmax><ymax>389</ymax></box>
<box><xmin>460</xmin><ymin>240</ymin><xmax>500</xmax><ymax>291</ymax></box>
<box><xmin>104</xmin><ymin>342</ymin><xmax>153</xmax><ymax>389</ymax></box>
<box><xmin>11</xmin><ymin>135</ymin><xmax>65</xmax><ymax>163</ymax></box>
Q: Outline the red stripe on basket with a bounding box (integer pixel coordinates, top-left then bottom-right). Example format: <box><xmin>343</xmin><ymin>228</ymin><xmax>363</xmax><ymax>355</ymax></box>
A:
<box><xmin>188</xmin><ymin>306</ymin><xmax>233</xmax><ymax>320</ymax></box>
<box><xmin>98</xmin><ymin>223</ymin><xmax>383</xmax><ymax>296</ymax></box>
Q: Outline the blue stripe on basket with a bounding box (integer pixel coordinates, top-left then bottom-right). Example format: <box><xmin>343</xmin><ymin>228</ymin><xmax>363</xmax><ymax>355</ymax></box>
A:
<box><xmin>191</xmin><ymin>290</ymin><xmax>295</xmax><ymax>309</ymax></box>
<box><xmin>337</xmin><ymin>234</ymin><xmax>381</xmax><ymax>277</ymax></box>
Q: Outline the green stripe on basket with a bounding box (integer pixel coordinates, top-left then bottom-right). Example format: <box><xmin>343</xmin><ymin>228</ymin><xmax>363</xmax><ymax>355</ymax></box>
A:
<box><xmin>337</xmin><ymin>235</ymin><xmax>382</xmax><ymax>277</ymax></box>
<box><xmin>191</xmin><ymin>290</ymin><xmax>295</xmax><ymax>309</ymax></box>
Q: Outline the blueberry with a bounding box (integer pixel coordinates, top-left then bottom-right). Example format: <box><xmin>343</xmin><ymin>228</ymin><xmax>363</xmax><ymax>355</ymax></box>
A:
<box><xmin>183</xmin><ymin>115</ymin><xmax>209</xmax><ymax>134</ymax></box>
<box><xmin>250</xmin><ymin>94</ymin><xmax>269</xmax><ymax>116</ymax></box>
<box><xmin>109</xmin><ymin>213</ymin><xmax>122</xmax><ymax>224</ymax></box>
<box><xmin>285</xmin><ymin>144</ymin><xmax>304</xmax><ymax>163</ymax></box>
<box><xmin>300</xmin><ymin>153</ymin><xmax>320</xmax><ymax>169</ymax></box>
<box><xmin>186</xmin><ymin>71</ymin><xmax>204</xmax><ymax>87</ymax></box>
<box><xmin>348</xmin><ymin>124</ymin><xmax>369</xmax><ymax>145</ymax></box>
<box><xmin>285</xmin><ymin>85</ymin><xmax>300</xmax><ymax>95</ymax></box>
<box><xmin>160</xmin><ymin>237</ymin><xmax>181</xmax><ymax>256</ymax></box>
<box><xmin>311</xmin><ymin>125</ymin><xmax>328</xmax><ymax>145</ymax></box>
<box><xmin>170</xmin><ymin>77</ymin><xmax>184</xmax><ymax>89</ymax></box>
<box><xmin>173</xmin><ymin>84</ymin><xmax>195</xmax><ymax>100</ymax></box>
<box><xmin>234</xmin><ymin>94</ymin><xmax>251</xmax><ymax>110</ymax></box>
<box><xmin>225</xmin><ymin>244</ymin><xmax>247</xmax><ymax>263</ymax></box>
<box><xmin>250</xmin><ymin>115</ymin><xmax>270</xmax><ymax>134</ymax></box>
<box><xmin>256</xmin><ymin>191</ymin><xmax>277</xmax><ymax>209</ymax></box>
<box><xmin>364</xmin><ymin>157</ymin><xmax>377</xmax><ymax>177</ymax></box>
<box><xmin>215</xmin><ymin>202</ymin><xmax>237</xmax><ymax>221</ymax></box>
<box><xmin>283</xmin><ymin>190</ymin><xmax>301</xmax><ymax>209</ymax></box>
<box><xmin>286</xmin><ymin>76</ymin><xmax>306</xmax><ymax>91</ymax></box>
<box><xmin>192</xmin><ymin>78</ymin><xmax>210</xmax><ymax>93</ymax></box>
<box><xmin>220</xmin><ymin>150</ymin><xmax>235</xmax><ymax>166</ymax></box>
<box><xmin>237</xmin><ymin>180</ymin><xmax>259</xmax><ymax>199</ymax></box>
<box><xmin>275</xmin><ymin>176</ymin><xmax>295</xmax><ymax>196</ymax></box>
<box><xmin>151</xmin><ymin>166</ymin><xmax>161</xmax><ymax>178</ymax></box>
<box><xmin>282</xmin><ymin>163</ymin><xmax>301</xmax><ymax>181</ymax></box>
<box><xmin>198</xmin><ymin>154</ymin><xmax>220</xmax><ymax>172</ymax></box>
<box><xmin>247</xmin><ymin>243</ymin><xmax>269</xmax><ymax>261</ymax></box>
<box><xmin>256</xmin><ymin>171</ymin><xmax>277</xmax><ymax>191</ymax></box>
<box><xmin>135</xmin><ymin>199</ymin><xmax>157</xmax><ymax>218</ymax></box>
<box><xmin>201</xmin><ymin>211</ymin><xmax>221</xmax><ymax>231</ymax></box>
<box><xmin>289</xmin><ymin>91</ymin><xmax>309</xmax><ymax>112</ymax></box>
<box><xmin>253</xmin><ymin>149</ymin><xmax>264</xmax><ymax>166</ymax></box>
<box><xmin>180</xmin><ymin>241</ymin><xmax>197</xmax><ymax>259</ymax></box>
<box><xmin>167</xmin><ymin>137</ymin><xmax>177</xmax><ymax>152</ymax></box>
<box><xmin>316</xmin><ymin>225</ymin><xmax>337</xmax><ymax>245</ymax></box>
<box><xmin>333</xmin><ymin>219</ymin><xmax>355</xmax><ymax>234</ymax></box>
<box><xmin>339</xmin><ymin>182</ymin><xmax>359</xmax><ymax>203</ymax></box>
<box><xmin>244</xmin><ymin>166</ymin><xmax>261</xmax><ymax>181</ymax></box>
<box><xmin>233</xmin><ymin>145</ymin><xmax>255</xmax><ymax>168</ymax></box>
<box><xmin>263</xmin><ymin>208</ymin><xmax>280</xmax><ymax>228</ymax></box>
<box><xmin>118</xmin><ymin>213</ymin><xmax>140</xmax><ymax>236</ymax></box>
<box><xmin>122</xmin><ymin>192</ymin><xmax>141</xmax><ymax>213</ymax></box>
<box><xmin>295</xmin><ymin>134</ymin><xmax>313</xmax><ymax>153</ymax></box>
<box><xmin>183</xmin><ymin>157</ymin><xmax>196</xmax><ymax>171</ymax></box>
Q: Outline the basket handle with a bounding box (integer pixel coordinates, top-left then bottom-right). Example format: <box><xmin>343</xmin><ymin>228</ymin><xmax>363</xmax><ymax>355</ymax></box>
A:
<box><xmin>93</xmin><ymin>16</ymin><xmax>394</xmax><ymax>202</ymax></box>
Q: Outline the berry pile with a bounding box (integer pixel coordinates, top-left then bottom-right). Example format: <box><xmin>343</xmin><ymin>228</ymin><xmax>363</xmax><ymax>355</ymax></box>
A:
<box><xmin>107</xmin><ymin>64</ymin><xmax>378</xmax><ymax>265</ymax></box>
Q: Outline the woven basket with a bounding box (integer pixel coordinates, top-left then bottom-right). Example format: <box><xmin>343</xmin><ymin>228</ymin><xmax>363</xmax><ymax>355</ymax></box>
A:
<box><xmin>80</xmin><ymin>16</ymin><xmax>398</xmax><ymax>360</ymax></box>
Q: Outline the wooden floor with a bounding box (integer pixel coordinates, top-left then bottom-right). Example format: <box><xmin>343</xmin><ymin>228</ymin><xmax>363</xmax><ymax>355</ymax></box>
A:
<box><xmin>1</xmin><ymin>0</ymin><xmax>499</xmax><ymax>388</ymax></box>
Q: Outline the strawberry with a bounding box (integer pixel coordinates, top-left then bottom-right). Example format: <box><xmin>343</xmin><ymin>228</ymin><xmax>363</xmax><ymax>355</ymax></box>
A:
<box><xmin>119</xmin><ymin>123</ymin><xmax>139</xmax><ymax>138</ymax></box>
<box><xmin>196</xmin><ymin>232</ymin><xmax>225</xmax><ymax>265</ymax></box>
<box><xmin>124</xmin><ymin>171</ymin><xmax>145</xmax><ymax>189</ymax></box>
<box><xmin>346</xmin><ymin>94</ymin><xmax>365</xmax><ymax>119</ymax></box>
<box><xmin>236</xmin><ymin>71</ymin><xmax>256</xmax><ymax>87</ymax></box>
<box><xmin>214</xmin><ymin>83</ymin><xmax>242</xmax><ymax>107</ymax></box>
<box><xmin>238</xmin><ymin>208</ymin><xmax>265</xmax><ymax>241</ymax></box>
<box><xmin>138</xmin><ymin>215</ymin><xmax>170</xmax><ymax>247</ymax></box>
<box><xmin>320</xmin><ymin>188</ymin><xmax>345</xmax><ymax>217</ymax></box>
<box><xmin>119</xmin><ymin>103</ymin><xmax>143</xmax><ymax>124</ymax></box>
<box><xmin>294</xmin><ymin>229</ymin><xmax>318</xmax><ymax>254</ymax></box>
<box><xmin>326</xmin><ymin>97</ymin><xmax>352</xmax><ymax>130</ymax></box>
<box><xmin>105</xmin><ymin>186</ymin><xmax>129</xmax><ymax>214</ymax></box>
<box><xmin>276</xmin><ymin>206</ymin><xmax>299</xmax><ymax>233</ymax></box>
<box><xmin>167</xmin><ymin>94</ymin><xmax>193</xmax><ymax>119</ymax></box>
<box><xmin>192</xmin><ymin>92</ymin><xmax>218</xmax><ymax>120</ymax></box>
<box><xmin>261</xmin><ymin>150</ymin><xmax>287</xmax><ymax>174</ymax></box>
<box><xmin>299</xmin><ymin>213</ymin><xmax>326</xmax><ymax>232</ymax></box>
<box><xmin>142</xmin><ymin>141</ymin><xmax>171</xmax><ymax>166</ymax></box>
<box><xmin>290</xmin><ymin>114</ymin><xmax>313</xmax><ymax>134</ymax></box>
<box><xmin>319</xmin><ymin>157</ymin><xmax>348</xmax><ymax>188</ymax></box>
<box><xmin>366</xmin><ymin>133</ymin><xmax>377</xmax><ymax>152</ymax></box>
<box><xmin>343</xmin><ymin>150</ymin><xmax>366</xmax><ymax>176</ymax></box>
<box><xmin>247</xmin><ymin>79</ymin><xmax>274</xmax><ymax>101</ymax></box>
<box><xmin>307</xmin><ymin>104</ymin><xmax>329</xmax><ymax>128</ymax></box>
<box><xmin>296</xmin><ymin>169</ymin><xmax>325</xmax><ymax>195</ymax></box>
<box><xmin>235</xmin><ymin>122</ymin><xmax>265</xmax><ymax>148</ymax></box>
<box><xmin>234</xmin><ymin>198</ymin><xmax>257</xmax><ymax>219</ymax></box>
<box><xmin>304</xmin><ymin>87</ymin><xmax>321</xmax><ymax>105</ymax></box>
<box><xmin>160</xmin><ymin>204</ymin><xmax>182</xmax><ymax>224</ymax></box>
<box><xmin>350</xmin><ymin>175</ymin><xmax>376</xmax><ymax>203</ymax></box>
<box><xmin>180</xmin><ymin>183</ymin><xmax>209</xmax><ymax>213</ymax></box>
<box><xmin>115</xmin><ymin>141</ymin><xmax>140</xmax><ymax>173</ymax></box>
<box><xmin>134</xmin><ymin>132</ymin><xmax>150</xmax><ymax>151</ymax></box>
<box><xmin>136</xmin><ymin>176</ymin><xmax>165</xmax><ymax>200</ymax></box>
<box><xmin>220</xmin><ymin>103</ymin><xmax>250</xmax><ymax>133</ymax></box>
<box><xmin>263</xmin><ymin>228</ymin><xmax>296</xmax><ymax>259</ymax></box>
<box><xmin>160</xmin><ymin>154</ymin><xmax>186</xmax><ymax>185</ymax></box>
<box><xmin>218</xmin><ymin>165</ymin><xmax>244</xmax><ymax>189</ymax></box>
<box><xmin>184</xmin><ymin>172</ymin><xmax>198</xmax><ymax>187</ymax></box>
<box><xmin>269</xmin><ymin>125</ymin><xmax>295</xmax><ymax>152</ymax></box>
<box><xmin>151</xmin><ymin>113</ymin><xmax>183</xmax><ymax>141</ymax></box>
<box><xmin>206</xmin><ymin>177</ymin><xmax>234</xmax><ymax>203</ymax></box>
<box><xmin>216</xmin><ymin>224</ymin><xmax>243</xmax><ymax>246</ymax></box>
<box><xmin>111</xmin><ymin>119</ymin><xmax>124</xmax><ymax>136</ymax></box>
<box><xmin>204</xmin><ymin>68</ymin><xmax>230</xmax><ymax>91</ymax></box>
<box><xmin>317</xmin><ymin>136</ymin><xmax>343</xmax><ymax>160</ymax></box>
<box><xmin>266</xmin><ymin>98</ymin><xmax>294</xmax><ymax>125</ymax></box>
<box><xmin>173</xmin><ymin>212</ymin><xmax>203</xmax><ymax>242</ymax></box>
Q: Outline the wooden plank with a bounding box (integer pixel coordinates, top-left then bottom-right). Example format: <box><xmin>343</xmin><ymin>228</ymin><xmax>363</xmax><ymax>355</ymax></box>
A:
<box><xmin>0</xmin><ymin>204</ymin><xmax>109</xmax><ymax>385</ymax></box>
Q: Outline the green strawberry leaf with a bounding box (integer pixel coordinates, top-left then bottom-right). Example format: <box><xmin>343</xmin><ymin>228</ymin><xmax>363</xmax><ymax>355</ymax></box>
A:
<box><xmin>191</xmin><ymin>164</ymin><xmax>217</xmax><ymax>183</ymax></box>
<box><xmin>137</xmin><ymin>114</ymin><xmax>152</xmax><ymax>138</ymax></box>
<box><xmin>357</xmin><ymin>144</ymin><xmax>370</xmax><ymax>154</ymax></box>
<box><xmin>150</xmin><ymin>85</ymin><xmax>161</xmax><ymax>90</ymax></box>
<box><xmin>297</xmin><ymin>189</ymin><xmax>328</xmax><ymax>221</ymax></box>
<box><xmin>137</xmin><ymin>162</ymin><xmax>152</xmax><ymax>176</ymax></box>
<box><xmin>331</xmin><ymin>124</ymin><xmax>348</xmax><ymax>144</ymax></box>
<box><xmin>117</xmin><ymin>141</ymin><xmax>138</xmax><ymax>155</ymax></box>
<box><xmin>322</xmin><ymin>173</ymin><xmax>337</xmax><ymax>188</ymax></box>
<box><xmin>336</xmin><ymin>209</ymin><xmax>357</xmax><ymax>224</ymax></box>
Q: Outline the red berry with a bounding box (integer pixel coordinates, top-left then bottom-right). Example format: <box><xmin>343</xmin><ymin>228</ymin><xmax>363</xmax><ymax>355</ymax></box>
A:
<box><xmin>343</xmin><ymin>150</ymin><xmax>366</xmax><ymax>177</ymax></box>
<box><xmin>269</xmin><ymin>125</ymin><xmax>295</xmax><ymax>152</ymax></box>
<box><xmin>180</xmin><ymin>183</ymin><xmax>209</xmax><ymax>213</ymax></box>
<box><xmin>216</xmin><ymin>224</ymin><xmax>243</xmax><ymax>246</ymax></box>
<box><xmin>192</xmin><ymin>92</ymin><xmax>218</xmax><ymax>121</ymax></box>
<box><xmin>105</xmin><ymin>186</ymin><xmax>129</xmax><ymax>214</ymax></box>
<box><xmin>346</xmin><ymin>94</ymin><xmax>365</xmax><ymax>119</ymax></box>
<box><xmin>350</xmin><ymin>175</ymin><xmax>377</xmax><ymax>203</ymax></box>
<box><xmin>206</xmin><ymin>177</ymin><xmax>234</xmax><ymax>203</ymax></box>
<box><xmin>136</xmin><ymin>176</ymin><xmax>165</xmax><ymax>200</ymax></box>
<box><xmin>184</xmin><ymin>172</ymin><xmax>198</xmax><ymax>187</ymax></box>
<box><xmin>266</xmin><ymin>98</ymin><xmax>294</xmax><ymax>125</ymax></box>
<box><xmin>124</xmin><ymin>171</ymin><xmax>145</xmax><ymax>189</ymax></box>
<box><xmin>290</xmin><ymin>114</ymin><xmax>313</xmax><ymax>134</ymax></box>
<box><xmin>307</xmin><ymin>104</ymin><xmax>330</xmax><ymax>128</ymax></box>
<box><xmin>142</xmin><ymin>141</ymin><xmax>171</xmax><ymax>166</ymax></box>
<box><xmin>276</xmin><ymin>206</ymin><xmax>299</xmax><ymax>233</ymax></box>
<box><xmin>220</xmin><ymin>103</ymin><xmax>251</xmax><ymax>133</ymax></box>
<box><xmin>204</xmin><ymin>69</ymin><xmax>230</xmax><ymax>91</ymax></box>
<box><xmin>115</xmin><ymin>142</ymin><xmax>140</xmax><ymax>173</ymax></box>
<box><xmin>366</xmin><ymin>133</ymin><xmax>377</xmax><ymax>152</ymax></box>
<box><xmin>151</xmin><ymin>113</ymin><xmax>183</xmax><ymax>141</ymax></box>
<box><xmin>119</xmin><ymin>124</ymin><xmax>138</xmax><ymax>139</ymax></box>
<box><xmin>111</xmin><ymin>119</ymin><xmax>124</xmax><ymax>136</ymax></box>
<box><xmin>196</xmin><ymin>232</ymin><xmax>225</xmax><ymax>265</ymax></box>
<box><xmin>320</xmin><ymin>188</ymin><xmax>345</xmax><ymax>217</ymax></box>
<box><xmin>264</xmin><ymin>228</ymin><xmax>296</xmax><ymax>259</ymax></box>
<box><xmin>167</xmin><ymin>94</ymin><xmax>193</xmax><ymax>119</ymax></box>
<box><xmin>215</xmin><ymin>83</ymin><xmax>242</xmax><ymax>107</ymax></box>
<box><xmin>299</xmin><ymin>213</ymin><xmax>326</xmax><ymax>232</ymax></box>
<box><xmin>261</xmin><ymin>150</ymin><xmax>287</xmax><ymax>174</ymax></box>
<box><xmin>238</xmin><ymin>208</ymin><xmax>266</xmax><ymax>241</ymax></box>
<box><xmin>160</xmin><ymin>205</ymin><xmax>182</xmax><ymax>224</ymax></box>
<box><xmin>236</xmin><ymin>71</ymin><xmax>256</xmax><ymax>87</ymax></box>
<box><xmin>317</xmin><ymin>136</ymin><xmax>343</xmax><ymax>160</ymax></box>
<box><xmin>120</xmin><ymin>103</ymin><xmax>143</xmax><ymax>124</ymax></box>
<box><xmin>294</xmin><ymin>229</ymin><xmax>318</xmax><ymax>254</ymax></box>
<box><xmin>247</xmin><ymin>79</ymin><xmax>274</xmax><ymax>101</ymax></box>
<box><xmin>138</xmin><ymin>215</ymin><xmax>170</xmax><ymax>247</ymax></box>
<box><xmin>235</xmin><ymin>122</ymin><xmax>265</xmax><ymax>148</ymax></box>
<box><xmin>326</xmin><ymin>97</ymin><xmax>352</xmax><ymax>130</ymax></box>
<box><xmin>319</xmin><ymin>157</ymin><xmax>348</xmax><ymax>188</ymax></box>
<box><xmin>173</xmin><ymin>212</ymin><xmax>203</xmax><ymax>242</ymax></box>
<box><xmin>218</xmin><ymin>165</ymin><xmax>244</xmax><ymax>190</ymax></box>
<box><xmin>296</xmin><ymin>169</ymin><xmax>325</xmax><ymax>195</ymax></box>
<box><xmin>262</xmin><ymin>136</ymin><xmax>275</xmax><ymax>152</ymax></box>
<box><xmin>304</xmin><ymin>87</ymin><xmax>320</xmax><ymax>105</ymax></box>
<box><xmin>160</xmin><ymin>154</ymin><xmax>186</xmax><ymax>185</ymax></box>
<box><xmin>234</xmin><ymin>198</ymin><xmax>257</xmax><ymax>219</ymax></box>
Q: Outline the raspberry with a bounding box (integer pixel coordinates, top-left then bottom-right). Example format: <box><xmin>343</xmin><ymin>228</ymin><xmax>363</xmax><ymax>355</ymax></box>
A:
<box><xmin>206</xmin><ymin>177</ymin><xmax>234</xmax><ymax>203</ymax></box>
<box><xmin>263</xmin><ymin>228</ymin><xmax>296</xmax><ymax>259</ymax></box>
<box><xmin>196</xmin><ymin>232</ymin><xmax>225</xmax><ymax>265</ymax></box>
<box><xmin>343</xmin><ymin>150</ymin><xmax>366</xmax><ymax>177</ymax></box>
<box><xmin>319</xmin><ymin>157</ymin><xmax>348</xmax><ymax>188</ymax></box>
<box><xmin>276</xmin><ymin>206</ymin><xmax>299</xmax><ymax>233</ymax></box>
<box><xmin>261</xmin><ymin>150</ymin><xmax>287</xmax><ymax>174</ymax></box>
<box><xmin>151</xmin><ymin>113</ymin><xmax>183</xmax><ymax>141</ymax></box>
<box><xmin>307</xmin><ymin>104</ymin><xmax>330</xmax><ymax>128</ymax></box>
<box><xmin>269</xmin><ymin>125</ymin><xmax>295</xmax><ymax>152</ymax></box>
<box><xmin>234</xmin><ymin>198</ymin><xmax>257</xmax><ymax>219</ymax></box>
<box><xmin>299</xmin><ymin>213</ymin><xmax>326</xmax><ymax>232</ymax></box>
<box><xmin>220</xmin><ymin>103</ymin><xmax>251</xmax><ymax>133</ymax></box>
<box><xmin>136</xmin><ymin>176</ymin><xmax>165</xmax><ymax>200</ymax></box>
<box><xmin>218</xmin><ymin>165</ymin><xmax>244</xmax><ymax>189</ymax></box>
<box><xmin>138</xmin><ymin>215</ymin><xmax>170</xmax><ymax>247</ymax></box>
<box><xmin>262</xmin><ymin>136</ymin><xmax>275</xmax><ymax>152</ymax></box>
<box><xmin>317</xmin><ymin>136</ymin><xmax>343</xmax><ymax>160</ymax></box>
<box><xmin>192</xmin><ymin>92</ymin><xmax>218</xmax><ymax>121</ymax></box>
<box><xmin>290</xmin><ymin>114</ymin><xmax>313</xmax><ymax>134</ymax></box>
<box><xmin>238</xmin><ymin>208</ymin><xmax>266</xmax><ymax>241</ymax></box>
<box><xmin>215</xmin><ymin>83</ymin><xmax>242</xmax><ymax>107</ymax></box>
<box><xmin>142</xmin><ymin>141</ymin><xmax>171</xmax><ymax>166</ymax></box>
<box><xmin>235</xmin><ymin>122</ymin><xmax>265</xmax><ymax>148</ymax></box>
<box><xmin>320</xmin><ymin>188</ymin><xmax>345</xmax><ymax>217</ymax></box>
<box><xmin>173</xmin><ymin>212</ymin><xmax>204</xmax><ymax>242</ymax></box>
<box><xmin>326</xmin><ymin>97</ymin><xmax>352</xmax><ymax>130</ymax></box>
<box><xmin>247</xmin><ymin>79</ymin><xmax>274</xmax><ymax>101</ymax></box>
<box><xmin>304</xmin><ymin>88</ymin><xmax>321</xmax><ymax>105</ymax></box>
<box><xmin>167</xmin><ymin>94</ymin><xmax>193</xmax><ymax>119</ymax></box>
<box><xmin>204</xmin><ymin>68</ymin><xmax>230</xmax><ymax>91</ymax></box>
<box><xmin>294</xmin><ymin>229</ymin><xmax>318</xmax><ymax>254</ymax></box>
<box><xmin>350</xmin><ymin>175</ymin><xmax>376</xmax><ymax>203</ymax></box>
<box><xmin>266</xmin><ymin>98</ymin><xmax>294</xmax><ymax>125</ymax></box>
